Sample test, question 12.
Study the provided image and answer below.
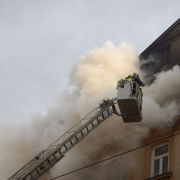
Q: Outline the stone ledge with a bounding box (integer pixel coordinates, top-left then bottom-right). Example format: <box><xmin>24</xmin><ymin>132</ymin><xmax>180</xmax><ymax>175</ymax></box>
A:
<box><xmin>145</xmin><ymin>172</ymin><xmax>172</xmax><ymax>180</ymax></box>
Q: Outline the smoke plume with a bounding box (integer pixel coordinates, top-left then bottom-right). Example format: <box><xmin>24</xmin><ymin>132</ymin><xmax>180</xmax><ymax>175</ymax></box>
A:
<box><xmin>1</xmin><ymin>41</ymin><xmax>180</xmax><ymax>180</ymax></box>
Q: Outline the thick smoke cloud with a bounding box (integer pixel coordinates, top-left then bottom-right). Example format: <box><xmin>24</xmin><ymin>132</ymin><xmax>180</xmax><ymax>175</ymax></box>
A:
<box><xmin>1</xmin><ymin>41</ymin><xmax>180</xmax><ymax>180</ymax></box>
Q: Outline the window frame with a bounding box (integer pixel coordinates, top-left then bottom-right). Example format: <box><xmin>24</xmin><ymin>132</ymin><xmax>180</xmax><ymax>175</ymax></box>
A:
<box><xmin>151</xmin><ymin>143</ymin><xmax>169</xmax><ymax>177</ymax></box>
<box><xmin>156</xmin><ymin>45</ymin><xmax>171</xmax><ymax>69</ymax></box>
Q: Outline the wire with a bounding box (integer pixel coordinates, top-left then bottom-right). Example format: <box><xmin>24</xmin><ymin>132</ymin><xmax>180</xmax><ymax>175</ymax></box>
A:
<box><xmin>50</xmin><ymin>131</ymin><xmax>180</xmax><ymax>180</ymax></box>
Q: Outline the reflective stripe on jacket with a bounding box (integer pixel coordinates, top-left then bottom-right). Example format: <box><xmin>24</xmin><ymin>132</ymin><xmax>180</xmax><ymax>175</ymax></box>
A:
<box><xmin>126</xmin><ymin>75</ymin><xmax>132</xmax><ymax>81</ymax></box>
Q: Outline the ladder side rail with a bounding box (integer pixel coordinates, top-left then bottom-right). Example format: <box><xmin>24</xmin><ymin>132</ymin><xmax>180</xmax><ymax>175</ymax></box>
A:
<box><xmin>21</xmin><ymin>105</ymin><xmax>114</xmax><ymax>180</ymax></box>
<box><xmin>7</xmin><ymin>106</ymin><xmax>100</xmax><ymax>180</ymax></box>
<box><xmin>20</xmin><ymin>147</ymin><xmax>64</xmax><ymax>180</ymax></box>
<box><xmin>7</xmin><ymin>149</ymin><xmax>50</xmax><ymax>180</ymax></box>
<box><xmin>59</xmin><ymin>104</ymin><xmax>114</xmax><ymax>154</ymax></box>
<box><xmin>45</xmin><ymin>103</ymin><xmax>113</xmax><ymax>154</ymax></box>
<box><xmin>8</xmin><ymin>143</ymin><xmax>65</xmax><ymax>180</ymax></box>
<box><xmin>19</xmin><ymin>103</ymin><xmax>113</xmax><ymax>180</ymax></box>
<box><xmin>7</xmin><ymin>160</ymin><xmax>41</xmax><ymax>180</ymax></box>
<box><xmin>8</xmin><ymin>102</ymin><xmax>115</xmax><ymax>180</ymax></box>
<box><xmin>40</xmin><ymin>106</ymin><xmax>110</xmax><ymax>159</ymax></box>
<box><xmin>47</xmin><ymin>107</ymin><xmax>100</xmax><ymax>148</ymax></box>
<box><xmin>57</xmin><ymin>102</ymin><xmax>113</xmax><ymax>152</ymax></box>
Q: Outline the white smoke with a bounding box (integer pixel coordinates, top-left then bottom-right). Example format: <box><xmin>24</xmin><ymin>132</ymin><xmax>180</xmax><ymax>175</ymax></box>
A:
<box><xmin>1</xmin><ymin>41</ymin><xmax>180</xmax><ymax>180</ymax></box>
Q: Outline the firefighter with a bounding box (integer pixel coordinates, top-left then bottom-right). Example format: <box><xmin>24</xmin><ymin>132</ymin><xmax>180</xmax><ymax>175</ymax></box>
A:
<box><xmin>116</xmin><ymin>73</ymin><xmax>145</xmax><ymax>96</ymax></box>
<box><xmin>126</xmin><ymin>74</ymin><xmax>133</xmax><ymax>81</ymax></box>
<box><xmin>116</xmin><ymin>74</ymin><xmax>133</xmax><ymax>89</ymax></box>
<box><xmin>132</xmin><ymin>73</ymin><xmax>145</xmax><ymax>86</ymax></box>
<box><xmin>131</xmin><ymin>73</ymin><xmax>145</xmax><ymax>96</ymax></box>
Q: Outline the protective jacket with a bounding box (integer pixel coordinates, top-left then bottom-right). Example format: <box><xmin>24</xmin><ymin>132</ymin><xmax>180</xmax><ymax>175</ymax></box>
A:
<box><xmin>116</xmin><ymin>74</ymin><xmax>144</xmax><ymax>89</ymax></box>
<box><xmin>116</xmin><ymin>75</ymin><xmax>133</xmax><ymax>89</ymax></box>
<box><xmin>132</xmin><ymin>76</ymin><xmax>144</xmax><ymax>87</ymax></box>
<box><xmin>126</xmin><ymin>75</ymin><xmax>133</xmax><ymax>81</ymax></box>
<box><xmin>126</xmin><ymin>75</ymin><xmax>144</xmax><ymax>86</ymax></box>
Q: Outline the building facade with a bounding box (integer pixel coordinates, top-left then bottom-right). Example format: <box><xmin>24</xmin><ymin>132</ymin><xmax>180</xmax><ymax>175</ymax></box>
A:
<box><xmin>126</xmin><ymin>19</ymin><xmax>180</xmax><ymax>180</ymax></box>
<box><xmin>140</xmin><ymin>18</ymin><xmax>180</xmax><ymax>73</ymax></box>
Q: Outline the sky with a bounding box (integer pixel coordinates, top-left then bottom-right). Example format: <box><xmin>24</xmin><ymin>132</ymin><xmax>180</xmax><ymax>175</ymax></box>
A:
<box><xmin>1</xmin><ymin>1</ymin><xmax>180</xmax><ymax>179</ymax></box>
<box><xmin>0</xmin><ymin>0</ymin><xmax>179</xmax><ymax>122</ymax></box>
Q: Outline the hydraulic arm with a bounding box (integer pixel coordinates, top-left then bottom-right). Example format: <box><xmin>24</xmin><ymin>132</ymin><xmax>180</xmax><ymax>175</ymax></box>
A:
<box><xmin>8</xmin><ymin>99</ymin><xmax>119</xmax><ymax>180</ymax></box>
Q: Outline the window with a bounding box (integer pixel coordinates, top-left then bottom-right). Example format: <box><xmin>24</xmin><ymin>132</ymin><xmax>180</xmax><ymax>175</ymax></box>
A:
<box><xmin>156</xmin><ymin>45</ymin><xmax>171</xmax><ymax>68</ymax></box>
<box><xmin>141</xmin><ymin>62</ymin><xmax>155</xmax><ymax>70</ymax></box>
<box><xmin>151</xmin><ymin>144</ymin><xmax>169</xmax><ymax>177</ymax></box>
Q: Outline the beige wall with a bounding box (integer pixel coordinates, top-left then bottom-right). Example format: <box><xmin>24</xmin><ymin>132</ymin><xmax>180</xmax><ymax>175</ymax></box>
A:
<box><xmin>128</xmin><ymin>148</ymin><xmax>146</xmax><ymax>180</ymax></box>
<box><xmin>137</xmin><ymin>25</ymin><xmax>180</xmax><ymax>180</ymax></box>
<box><xmin>126</xmin><ymin>120</ymin><xmax>180</xmax><ymax>180</ymax></box>
<box><xmin>172</xmin><ymin>128</ymin><xmax>180</xmax><ymax>180</ymax></box>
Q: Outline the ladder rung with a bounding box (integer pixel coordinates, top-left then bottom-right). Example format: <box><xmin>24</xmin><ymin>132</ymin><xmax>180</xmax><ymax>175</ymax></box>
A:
<box><xmin>97</xmin><ymin>118</ymin><xmax>100</xmax><ymax>123</ymax></box>
<box><xmin>80</xmin><ymin>131</ymin><xmax>83</xmax><ymax>136</ymax></box>
<box><xmin>64</xmin><ymin>144</ymin><xmax>67</xmax><ymax>150</ymax></box>
<box><xmin>102</xmin><ymin>113</ymin><xmax>104</xmax><ymax>119</ymax></box>
<box><xmin>47</xmin><ymin>159</ymin><xmax>51</xmax><ymax>164</ymax></box>
<box><xmin>86</xmin><ymin>127</ymin><xmax>89</xmax><ymax>132</ymax></box>
<box><xmin>70</xmin><ymin>140</ymin><xmax>73</xmax><ymax>145</ymax></box>
<box><xmin>75</xmin><ymin>136</ymin><xmax>78</xmax><ymax>141</ymax></box>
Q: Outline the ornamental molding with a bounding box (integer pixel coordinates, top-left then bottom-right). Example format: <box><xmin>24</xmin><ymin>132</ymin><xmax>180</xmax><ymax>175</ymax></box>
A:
<box><xmin>171</xmin><ymin>24</ymin><xmax>180</xmax><ymax>34</ymax></box>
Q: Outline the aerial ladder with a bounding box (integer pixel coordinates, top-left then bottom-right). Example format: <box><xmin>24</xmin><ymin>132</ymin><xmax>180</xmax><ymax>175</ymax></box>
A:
<box><xmin>8</xmin><ymin>80</ymin><xmax>143</xmax><ymax>180</ymax></box>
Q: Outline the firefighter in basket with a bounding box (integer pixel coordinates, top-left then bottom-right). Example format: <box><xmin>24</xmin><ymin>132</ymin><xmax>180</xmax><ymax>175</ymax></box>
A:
<box><xmin>117</xmin><ymin>73</ymin><xmax>145</xmax><ymax>96</ymax></box>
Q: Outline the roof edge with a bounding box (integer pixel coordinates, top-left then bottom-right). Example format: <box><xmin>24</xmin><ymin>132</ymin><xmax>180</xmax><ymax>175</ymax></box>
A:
<box><xmin>140</xmin><ymin>18</ymin><xmax>180</xmax><ymax>56</ymax></box>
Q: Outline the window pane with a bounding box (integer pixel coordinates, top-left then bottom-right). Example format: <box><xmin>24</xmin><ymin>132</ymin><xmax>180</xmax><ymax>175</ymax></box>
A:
<box><xmin>165</xmin><ymin>47</ymin><xmax>171</xmax><ymax>64</ymax></box>
<box><xmin>154</xmin><ymin>159</ymin><xmax>160</xmax><ymax>176</ymax></box>
<box><xmin>156</xmin><ymin>54</ymin><xmax>164</xmax><ymax>68</ymax></box>
<box><xmin>162</xmin><ymin>156</ymin><xmax>168</xmax><ymax>174</ymax></box>
<box><xmin>156</xmin><ymin>45</ymin><xmax>171</xmax><ymax>67</ymax></box>
<box><xmin>155</xmin><ymin>145</ymin><xmax>168</xmax><ymax>157</ymax></box>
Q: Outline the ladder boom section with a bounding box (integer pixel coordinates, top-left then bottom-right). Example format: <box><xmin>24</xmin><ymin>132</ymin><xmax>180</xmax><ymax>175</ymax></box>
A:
<box><xmin>8</xmin><ymin>100</ymin><xmax>115</xmax><ymax>180</ymax></box>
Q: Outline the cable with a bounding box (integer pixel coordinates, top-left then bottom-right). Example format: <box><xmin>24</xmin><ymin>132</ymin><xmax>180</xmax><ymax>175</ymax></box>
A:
<box><xmin>50</xmin><ymin>131</ymin><xmax>180</xmax><ymax>180</ymax></box>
